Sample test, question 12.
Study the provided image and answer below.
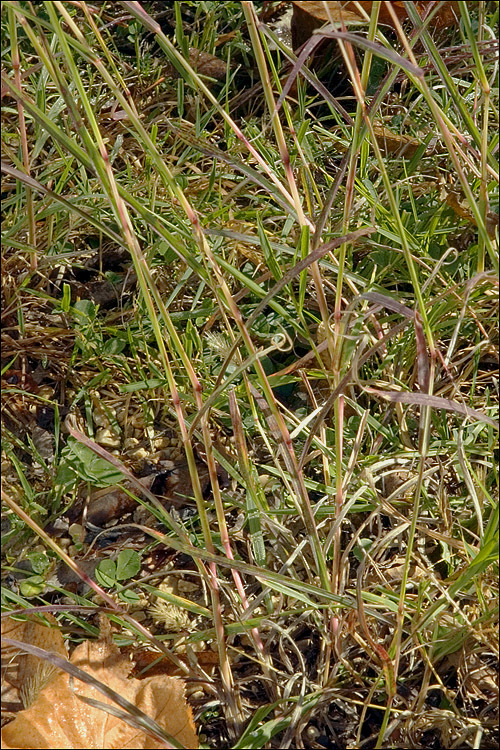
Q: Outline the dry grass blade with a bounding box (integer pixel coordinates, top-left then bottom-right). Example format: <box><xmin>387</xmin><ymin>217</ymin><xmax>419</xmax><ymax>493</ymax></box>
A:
<box><xmin>1</xmin><ymin>2</ymin><xmax>497</xmax><ymax>747</ymax></box>
<box><xmin>364</xmin><ymin>388</ymin><xmax>498</xmax><ymax>428</ymax></box>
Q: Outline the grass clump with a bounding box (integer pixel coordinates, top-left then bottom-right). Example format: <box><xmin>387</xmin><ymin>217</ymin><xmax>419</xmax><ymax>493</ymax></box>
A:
<box><xmin>1</xmin><ymin>2</ymin><xmax>498</xmax><ymax>748</ymax></box>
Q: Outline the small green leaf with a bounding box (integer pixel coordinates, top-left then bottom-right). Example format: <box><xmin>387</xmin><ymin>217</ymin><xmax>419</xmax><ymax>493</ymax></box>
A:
<box><xmin>102</xmin><ymin>338</ymin><xmax>126</xmax><ymax>355</ymax></box>
<box><xmin>155</xmin><ymin>242</ymin><xmax>177</xmax><ymax>263</ymax></box>
<box><xmin>353</xmin><ymin>538</ymin><xmax>373</xmax><ymax>562</ymax></box>
<box><xmin>27</xmin><ymin>551</ymin><xmax>51</xmax><ymax>575</ymax></box>
<box><xmin>65</xmin><ymin>438</ymin><xmax>124</xmax><ymax>486</ymax></box>
<box><xmin>116</xmin><ymin>549</ymin><xmax>141</xmax><ymax>581</ymax></box>
<box><xmin>234</xmin><ymin>709</ymin><xmax>290</xmax><ymax>749</ymax></box>
<box><xmin>19</xmin><ymin>575</ymin><xmax>45</xmax><ymax>597</ymax></box>
<box><xmin>257</xmin><ymin>213</ymin><xmax>281</xmax><ymax>281</ymax></box>
<box><xmin>95</xmin><ymin>559</ymin><xmax>117</xmax><ymax>588</ymax></box>
<box><xmin>72</xmin><ymin>299</ymin><xmax>96</xmax><ymax>322</ymax></box>
<box><xmin>119</xmin><ymin>590</ymin><xmax>141</xmax><ymax>605</ymax></box>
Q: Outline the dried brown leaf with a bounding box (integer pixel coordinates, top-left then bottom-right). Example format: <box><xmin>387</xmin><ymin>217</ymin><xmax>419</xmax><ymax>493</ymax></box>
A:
<box><xmin>188</xmin><ymin>48</ymin><xmax>228</xmax><ymax>80</ymax></box>
<box><xmin>1</xmin><ymin>615</ymin><xmax>67</xmax><ymax>711</ymax></box>
<box><xmin>1</xmin><ymin>637</ymin><xmax>198</xmax><ymax>749</ymax></box>
<box><xmin>291</xmin><ymin>1</ymin><xmax>365</xmax><ymax>49</ymax></box>
<box><xmin>366</xmin><ymin>388</ymin><xmax>498</xmax><ymax>428</ymax></box>
<box><xmin>292</xmin><ymin>0</ymin><xmax>460</xmax><ymax>48</ymax></box>
<box><xmin>371</xmin><ymin>125</ymin><xmax>421</xmax><ymax>158</ymax></box>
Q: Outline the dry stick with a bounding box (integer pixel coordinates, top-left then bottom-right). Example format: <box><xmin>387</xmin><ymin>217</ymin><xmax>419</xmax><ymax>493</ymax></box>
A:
<box><xmin>312</xmin><ymin>151</ymin><xmax>350</xmax><ymax>250</ymax></box>
<box><xmin>310</xmin><ymin>155</ymin><xmax>351</xmax><ymax>593</ymax></box>
<box><xmin>356</xmin><ymin>550</ymin><xmax>397</xmax><ymax>699</ymax></box>
<box><xmin>362</xmin><ymin>388</ymin><xmax>498</xmax><ymax>429</ymax></box>
<box><xmin>328</xmin><ymin>4</ymin><xmax>381</xmax><ymax>615</ymax></box>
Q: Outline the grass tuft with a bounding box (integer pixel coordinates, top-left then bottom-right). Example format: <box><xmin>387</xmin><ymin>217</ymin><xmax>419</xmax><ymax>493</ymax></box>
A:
<box><xmin>2</xmin><ymin>2</ymin><xmax>498</xmax><ymax>748</ymax></box>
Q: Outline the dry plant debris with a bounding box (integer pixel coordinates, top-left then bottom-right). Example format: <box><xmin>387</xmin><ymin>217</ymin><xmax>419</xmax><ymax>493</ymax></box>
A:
<box><xmin>1</xmin><ymin>1</ymin><xmax>498</xmax><ymax>747</ymax></box>
<box><xmin>1</xmin><ymin>615</ymin><xmax>198</xmax><ymax>749</ymax></box>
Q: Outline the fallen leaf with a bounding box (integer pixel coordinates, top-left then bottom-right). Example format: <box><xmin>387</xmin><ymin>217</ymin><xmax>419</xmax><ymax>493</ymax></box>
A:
<box><xmin>441</xmin><ymin>188</ymin><xmax>499</xmax><ymax>239</ymax></box>
<box><xmin>291</xmin><ymin>1</ymin><xmax>364</xmax><ymax>49</ymax></box>
<box><xmin>165</xmin><ymin>48</ymin><xmax>228</xmax><ymax>82</ymax></box>
<box><xmin>1</xmin><ymin>632</ymin><xmax>198</xmax><ymax>749</ymax></box>
<box><xmin>132</xmin><ymin>648</ymin><xmax>218</xmax><ymax>679</ymax></box>
<box><xmin>371</xmin><ymin>125</ymin><xmax>420</xmax><ymax>158</ymax></box>
<box><xmin>1</xmin><ymin>614</ymin><xmax>67</xmax><ymax>711</ymax></box>
<box><xmin>291</xmin><ymin>1</ymin><xmax>460</xmax><ymax>49</ymax></box>
<box><xmin>188</xmin><ymin>48</ymin><xmax>228</xmax><ymax>80</ymax></box>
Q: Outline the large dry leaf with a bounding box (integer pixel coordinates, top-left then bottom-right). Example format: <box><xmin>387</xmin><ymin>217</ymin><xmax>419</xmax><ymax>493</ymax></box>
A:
<box><xmin>291</xmin><ymin>1</ymin><xmax>363</xmax><ymax>48</ymax></box>
<box><xmin>291</xmin><ymin>1</ymin><xmax>459</xmax><ymax>48</ymax></box>
<box><xmin>2</xmin><ymin>615</ymin><xmax>67</xmax><ymax>712</ymax></box>
<box><xmin>1</xmin><ymin>636</ymin><xmax>198</xmax><ymax>749</ymax></box>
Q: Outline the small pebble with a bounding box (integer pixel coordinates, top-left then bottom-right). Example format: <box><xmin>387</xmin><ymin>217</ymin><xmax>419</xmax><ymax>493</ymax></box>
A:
<box><xmin>130</xmin><ymin>447</ymin><xmax>149</xmax><ymax>460</ymax></box>
<box><xmin>187</xmin><ymin>689</ymin><xmax>205</xmax><ymax>700</ymax></box>
<box><xmin>95</xmin><ymin>427</ymin><xmax>120</xmax><ymax>447</ymax></box>
<box><xmin>37</xmin><ymin>385</ymin><xmax>54</xmax><ymax>399</ymax></box>
<box><xmin>305</xmin><ymin>725</ymin><xmax>320</xmax><ymax>741</ymax></box>
<box><xmin>68</xmin><ymin>523</ymin><xmax>85</xmax><ymax>544</ymax></box>
<box><xmin>123</xmin><ymin>437</ymin><xmax>139</xmax><ymax>450</ymax></box>
<box><xmin>93</xmin><ymin>412</ymin><xmax>109</xmax><ymax>428</ymax></box>
<box><xmin>152</xmin><ymin>436</ymin><xmax>171</xmax><ymax>449</ymax></box>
